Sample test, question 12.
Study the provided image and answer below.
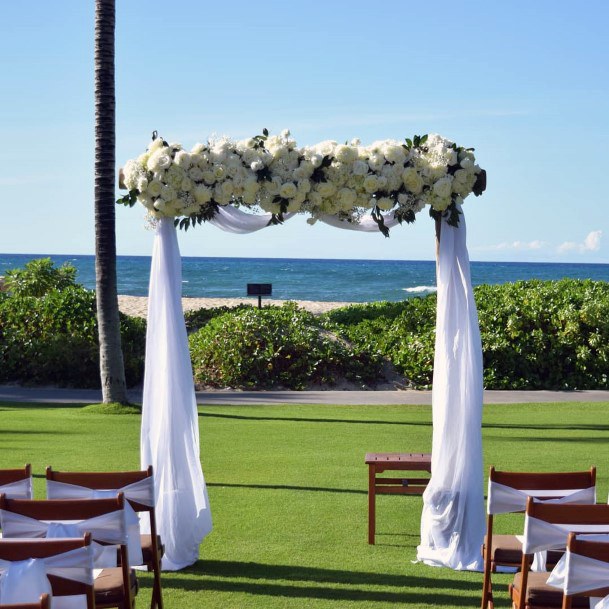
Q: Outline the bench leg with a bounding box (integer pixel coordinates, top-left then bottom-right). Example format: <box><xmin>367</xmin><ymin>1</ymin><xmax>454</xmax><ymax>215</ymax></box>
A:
<box><xmin>368</xmin><ymin>465</ymin><xmax>376</xmax><ymax>544</ymax></box>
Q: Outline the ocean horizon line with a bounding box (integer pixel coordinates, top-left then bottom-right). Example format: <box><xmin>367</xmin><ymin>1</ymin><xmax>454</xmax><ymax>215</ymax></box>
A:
<box><xmin>1</xmin><ymin>252</ymin><xmax>608</xmax><ymax>267</ymax></box>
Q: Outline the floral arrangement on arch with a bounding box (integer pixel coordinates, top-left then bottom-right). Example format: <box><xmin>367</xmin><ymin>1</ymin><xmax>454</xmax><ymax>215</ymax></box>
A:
<box><xmin>118</xmin><ymin>130</ymin><xmax>486</xmax><ymax>235</ymax></box>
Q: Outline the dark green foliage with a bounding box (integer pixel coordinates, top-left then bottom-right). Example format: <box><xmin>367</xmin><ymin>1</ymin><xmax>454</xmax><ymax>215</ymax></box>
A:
<box><xmin>3</xmin><ymin>258</ymin><xmax>77</xmax><ymax>297</ymax></box>
<box><xmin>0</xmin><ymin>261</ymin><xmax>145</xmax><ymax>388</ymax></box>
<box><xmin>184</xmin><ymin>303</ymin><xmax>255</xmax><ymax>333</ymax></box>
<box><xmin>189</xmin><ymin>303</ymin><xmax>383</xmax><ymax>389</ymax></box>
<box><xmin>323</xmin><ymin>279</ymin><xmax>609</xmax><ymax>390</ymax></box>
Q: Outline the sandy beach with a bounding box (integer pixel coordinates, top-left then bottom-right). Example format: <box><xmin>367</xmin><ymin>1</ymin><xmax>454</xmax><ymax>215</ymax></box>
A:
<box><xmin>117</xmin><ymin>295</ymin><xmax>356</xmax><ymax>318</ymax></box>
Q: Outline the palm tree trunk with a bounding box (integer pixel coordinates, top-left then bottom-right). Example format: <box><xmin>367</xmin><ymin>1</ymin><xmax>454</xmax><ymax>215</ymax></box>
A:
<box><xmin>94</xmin><ymin>0</ymin><xmax>127</xmax><ymax>403</ymax></box>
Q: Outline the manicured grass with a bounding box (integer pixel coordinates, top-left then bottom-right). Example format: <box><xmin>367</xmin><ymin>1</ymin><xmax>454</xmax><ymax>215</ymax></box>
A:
<box><xmin>1</xmin><ymin>400</ymin><xmax>608</xmax><ymax>608</ymax></box>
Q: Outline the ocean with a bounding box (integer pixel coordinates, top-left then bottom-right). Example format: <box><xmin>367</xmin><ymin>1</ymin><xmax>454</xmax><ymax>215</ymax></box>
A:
<box><xmin>1</xmin><ymin>253</ymin><xmax>608</xmax><ymax>303</ymax></box>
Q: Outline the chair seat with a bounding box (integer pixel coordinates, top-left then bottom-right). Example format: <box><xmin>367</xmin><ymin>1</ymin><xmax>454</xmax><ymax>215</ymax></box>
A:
<box><xmin>485</xmin><ymin>534</ymin><xmax>564</xmax><ymax>568</ymax></box>
<box><xmin>512</xmin><ymin>571</ymin><xmax>589</xmax><ymax>608</ymax></box>
<box><xmin>94</xmin><ymin>568</ymin><xmax>138</xmax><ymax>605</ymax></box>
<box><xmin>141</xmin><ymin>534</ymin><xmax>164</xmax><ymax>565</ymax></box>
<box><xmin>486</xmin><ymin>534</ymin><xmax>522</xmax><ymax>565</ymax></box>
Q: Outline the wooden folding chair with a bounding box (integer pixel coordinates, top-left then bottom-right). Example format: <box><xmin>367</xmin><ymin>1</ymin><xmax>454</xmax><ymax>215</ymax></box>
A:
<box><xmin>0</xmin><ymin>465</ymin><xmax>32</xmax><ymax>500</ymax></box>
<box><xmin>509</xmin><ymin>499</ymin><xmax>609</xmax><ymax>609</ymax></box>
<box><xmin>482</xmin><ymin>467</ymin><xmax>596</xmax><ymax>609</ymax></box>
<box><xmin>555</xmin><ymin>533</ymin><xmax>609</xmax><ymax>609</ymax></box>
<box><xmin>46</xmin><ymin>466</ymin><xmax>163</xmax><ymax>609</ymax></box>
<box><xmin>0</xmin><ymin>494</ymin><xmax>137</xmax><ymax>609</ymax></box>
<box><xmin>0</xmin><ymin>593</ymin><xmax>50</xmax><ymax>609</ymax></box>
<box><xmin>0</xmin><ymin>536</ymin><xmax>94</xmax><ymax>609</ymax></box>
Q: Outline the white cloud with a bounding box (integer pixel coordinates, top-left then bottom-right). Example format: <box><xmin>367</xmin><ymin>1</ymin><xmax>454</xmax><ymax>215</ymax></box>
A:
<box><xmin>557</xmin><ymin>230</ymin><xmax>602</xmax><ymax>254</ymax></box>
<box><xmin>474</xmin><ymin>240</ymin><xmax>546</xmax><ymax>252</ymax></box>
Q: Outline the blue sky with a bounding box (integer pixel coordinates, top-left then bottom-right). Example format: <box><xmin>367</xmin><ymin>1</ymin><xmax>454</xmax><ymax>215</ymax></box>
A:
<box><xmin>1</xmin><ymin>0</ymin><xmax>607</xmax><ymax>262</ymax></box>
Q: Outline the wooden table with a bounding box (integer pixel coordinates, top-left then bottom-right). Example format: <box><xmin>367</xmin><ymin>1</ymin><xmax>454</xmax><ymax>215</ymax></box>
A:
<box><xmin>365</xmin><ymin>452</ymin><xmax>432</xmax><ymax>544</ymax></box>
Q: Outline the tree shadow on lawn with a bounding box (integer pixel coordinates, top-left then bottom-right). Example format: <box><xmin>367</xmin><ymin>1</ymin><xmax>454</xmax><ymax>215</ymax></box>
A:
<box><xmin>202</xmin><ymin>412</ymin><xmax>431</xmax><ymax>426</ymax></box>
<box><xmin>207</xmin><ymin>482</ymin><xmax>366</xmax><ymax>495</ymax></box>
<box><xmin>161</xmin><ymin>560</ymin><xmax>481</xmax><ymax>605</ymax></box>
<box><xmin>0</xmin><ymin>403</ymin><xmax>87</xmax><ymax>411</ymax></box>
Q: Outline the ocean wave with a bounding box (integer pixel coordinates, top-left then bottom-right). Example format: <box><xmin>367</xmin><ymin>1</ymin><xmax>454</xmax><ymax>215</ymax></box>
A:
<box><xmin>403</xmin><ymin>285</ymin><xmax>437</xmax><ymax>293</ymax></box>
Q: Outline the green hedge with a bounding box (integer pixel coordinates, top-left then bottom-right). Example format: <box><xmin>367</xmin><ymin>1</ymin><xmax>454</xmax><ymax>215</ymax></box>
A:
<box><xmin>1</xmin><ymin>259</ymin><xmax>607</xmax><ymax>392</ymax></box>
<box><xmin>0</xmin><ymin>259</ymin><xmax>145</xmax><ymax>388</ymax></box>
<box><xmin>189</xmin><ymin>303</ymin><xmax>383</xmax><ymax>389</ymax></box>
<box><xmin>323</xmin><ymin>279</ymin><xmax>609</xmax><ymax>390</ymax></box>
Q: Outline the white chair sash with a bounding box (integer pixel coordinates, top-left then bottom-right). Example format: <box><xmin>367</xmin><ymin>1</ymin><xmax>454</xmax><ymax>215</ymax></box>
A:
<box><xmin>487</xmin><ymin>481</ymin><xmax>596</xmax><ymax>515</ymax></box>
<box><xmin>0</xmin><ymin>478</ymin><xmax>33</xmax><ymax>500</ymax></box>
<box><xmin>0</xmin><ymin>509</ymin><xmax>127</xmax><ymax>568</ymax></box>
<box><xmin>46</xmin><ymin>479</ymin><xmax>152</xmax><ymax>566</ymax></box>
<box><xmin>0</xmin><ymin>545</ymin><xmax>93</xmax><ymax>609</ymax></box>
<box><xmin>520</xmin><ymin>516</ymin><xmax>609</xmax><ymax>571</ymax></box>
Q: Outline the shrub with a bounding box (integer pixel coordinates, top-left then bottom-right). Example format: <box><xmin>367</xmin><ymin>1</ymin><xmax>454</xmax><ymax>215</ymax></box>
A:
<box><xmin>3</xmin><ymin>258</ymin><xmax>77</xmax><ymax>297</ymax></box>
<box><xmin>325</xmin><ymin>279</ymin><xmax>609</xmax><ymax>390</ymax></box>
<box><xmin>184</xmin><ymin>303</ymin><xmax>254</xmax><ymax>333</ymax></box>
<box><xmin>189</xmin><ymin>302</ymin><xmax>383</xmax><ymax>389</ymax></box>
<box><xmin>0</xmin><ymin>262</ymin><xmax>146</xmax><ymax>388</ymax></box>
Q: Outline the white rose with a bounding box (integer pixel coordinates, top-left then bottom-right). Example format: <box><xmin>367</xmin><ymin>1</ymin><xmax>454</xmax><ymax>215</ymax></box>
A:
<box><xmin>433</xmin><ymin>176</ymin><xmax>453</xmax><ymax>199</ymax></box>
<box><xmin>309</xmin><ymin>154</ymin><xmax>323</xmax><ymax>168</ymax></box>
<box><xmin>307</xmin><ymin>191</ymin><xmax>322</xmax><ymax>207</ymax></box>
<box><xmin>147</xmin><ymin>180</ymin><xmax>162</xmax><ymax>198</ymax></box>
<box><xmin>335</xmin><ymin>145</ymin><xmax>357</xmax><ymax>164</ymax></box>
<box><xmin>213</xmin><ymin>166</ymin><xmax>225</xmax><ymax>180</ymax></box>
<box><xmin>376</xmin><ymin>196</ymin><xmax>395</xmax><ymax>211</ymax></box>
<box><xmin>181</xmin><ymin>178</ymin><xmax>193</xmax><ymax>192</ymax></box>
<box><xmin>338</xmin><ymin>187</ymin><xmax>357</xmax><ymax>207</ymax></box>
<box><xmin>383</xmin><ymin>144</ymin><xmax>406</xmax><ymax>165</ymax></box>
<box><xmin>297</xmin><ymin>179</ymin><xmax>311</xmax><ymax>194</ymax></box>
<box><xmin>318</xmin><ymin>182</ymin><xmax>336</xmax><ymax>198</ymax></box>
<box><xmin>147</xmin><ymin>149</ymin><xmax>172</xmax><ymax>172</ymax></box>
<box><xmin>352</xmin><ymin>160</ymin><xmax>369</xmax><ymax>176</ymax></box>
<box><xmin>136</xmin><ymin>177</ymin><xmax>148</xmax><ymax>192</ymax></box>
<box><xmin>402</xmin><ymin>167</ymin><xmax>423</xmax><ymax>194</ymax></box>
<box><xmin>148</xmin><ymin>138</ymin><xmax>165</xmax><ymax>153</ymax></box>
<box><xmin>174</xmin><ymin>151</ymin><xmax>192</xmax><ymax>168</ymax></box>
<box><xmin>251</xmin><ymin>160</ymin><xmax>264</xmax><ymax>172</ymax></box>
<box><xmin>188</xmin><ymin>166</ymin><xmax>204</xmax><ymax>181</ymax></box>
<box><xmin>431</xmin><ymin>196</ymin><xmax>451</xmax><ymax>212</ymax></box>
<box><xmin>279</xmin><ymin>182</ymin><xmax>297</xmax><ymax>199</ymax></box>
<box><xmin>363</xmin><ymin>175</ymin><xmax>379</xmax><ymax>194</ymax></box>
<box><xmin>191</xmin><ymin>143</ymin><xmax>207</xmax><ymax>154</ymax></box>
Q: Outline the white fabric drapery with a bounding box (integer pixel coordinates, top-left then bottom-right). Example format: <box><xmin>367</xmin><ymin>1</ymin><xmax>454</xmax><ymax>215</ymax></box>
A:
<box><xmin>0</xmin><ymin>478</ymin><xmax>32</xmax><ymax>500</ymax></box>
<box><xmin>144</xmin><ymin>206</ymin><xmax>484</xmax><ymax>571</ymax></box>
<box><xmin>487</xmin><ymin>481</ymin><xmax>596</xmax><ymax>515</ymax></box>
<box><xmin>142</xmin><ymin>218</ymin><xmax>212</xmax><ymax>571</ymax></box>
<box><xmin>417</xmin><ymin>210</ymin><xmax>485</xmax><ymax>571</ymax></box>
<box><xmin>46</xmin><ymin>479</ymin><xmax>152</xmax><ymax>566</ymax></box>
<box><xmin>0</xmin><ymin>545</ymin><xmax>94</xmax><ymax>609</ymax></box>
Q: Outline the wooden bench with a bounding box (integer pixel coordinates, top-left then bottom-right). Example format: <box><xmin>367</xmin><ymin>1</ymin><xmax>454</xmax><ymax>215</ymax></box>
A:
<box><xmin>365</xmin><ymin>452</ymin><xmax>431</xmax><ymax>544</ymax></box>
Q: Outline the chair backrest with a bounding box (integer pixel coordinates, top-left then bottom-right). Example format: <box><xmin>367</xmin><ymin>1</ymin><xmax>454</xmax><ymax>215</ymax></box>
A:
<box><xmin>0</xmin><ymin>536</ymin><xmax>94</xmax><ymax>609</ymax></box>
<box><xmin>516</xmin><ymin>499</ymin><xmax>609</xmax><ymax>609</ymax></box>
<box><xmin>0</xmin><ymin>494</ymin><xmax>132</xmax><ymax>608</ymax></box>
<box><xmin>46</xmin><ymin>466</ymin><xmax>155</xmax><ymax>513</ymax></box>
<box><xmin>46</xmin><ymin>466</ymin><xmax>157</xmax><ymax>567</ymax></box>
<box><xmin>0</xmin><ymin>593</ymin><xmax>50</xmax><ymax>609</ymax></box>
<box><xmin>0</xmin><ymin>466</ymin><xmax>32</xmax><ymax>500</ymax></box>
<box><xmin>487</xmin><ymin>466</ymin><xmax>597</xmax><ymax>516</ymax></box>
<box><xmin>556</xmin><ymin>533</ymin><xmax>609</xmax><ymax>608</ymax></box>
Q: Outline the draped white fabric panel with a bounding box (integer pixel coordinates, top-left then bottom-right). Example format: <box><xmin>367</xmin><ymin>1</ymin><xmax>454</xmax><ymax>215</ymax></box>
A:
<box><xmin>142</xmin><ymin>218</ymin><xmax>212</xmax><ymax>570</ymax></box>
<box><xmin>206</xmin><ymin>205</ymin><xmax>400</xmax><ymax>234</ymax></box>
<box><xmin>487</xmin><ymin>482</ymin><xmax>596</xmax><ymax>515</ymax></box>
<box><xmin>0</xmin><ymin>545</ymin><xmax>93</xmax><ymax>609</ymax></box>
<box><xmin>0</xmin><ymin>478</ymin><xmax>32</xmax><ymax>500</ymax></box>
<box><xmin>416</xmin><ymin>210</ymin><xmax>485</xmax><ymax>571</ymax></box>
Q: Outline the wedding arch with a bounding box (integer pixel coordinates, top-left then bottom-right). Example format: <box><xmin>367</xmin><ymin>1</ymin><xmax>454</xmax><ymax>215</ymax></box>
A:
<box><xmin>119</xmin><ymin>130</ymin><xmax>487</xmax><ymax>571</ymax></box>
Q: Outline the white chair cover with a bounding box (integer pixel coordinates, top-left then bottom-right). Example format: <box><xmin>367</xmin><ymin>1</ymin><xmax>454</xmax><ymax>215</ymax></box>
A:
<box><xmin>0</xmin><ymin>545</ymin><xmax>93</xmax><ymax>609</ymax></box>
<box><xmin>142</xmin><ymin>218</ymin><xmax>212</xmax><ymax>570</ymax></box>
<box><xmin>417</xmin><ymin>209</ymin><xmax>485</xmax><ymax>571</ymax></box>
<box><xmin>546</xmin><ymin>536</ymin><xmax>609</xmax><ymax>608</ymax></box>
<box><xmin>46</xmin><ymin>479</ymin><xmax>151</xmax><ymax>566</ymax></box>
<box><xmin>0</xmin><ymin>509</ymin><xmax>127</xmax><ymax>568</ymax></box>
<box><xmin>487</xmin><ymin>481</ymin><xmax>596</xmax><ymax>515</ymax></box>
<box><xmin>0</xmin><ymin>479</ymin><xmax>33</xmax><ymax>500</ymax></box>
<box><xmin>521</xmin><ymin>516</ymin><xmax>609</xmax><ymax>572</ymax></box>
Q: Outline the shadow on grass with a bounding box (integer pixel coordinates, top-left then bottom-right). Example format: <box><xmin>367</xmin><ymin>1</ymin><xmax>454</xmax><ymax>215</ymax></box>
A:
<box><xmin>162</xmin><ymin>560</ymin><xmax>481</xmax><ymax>605</ymax></box>
<box><xmin>0</xmin><ymin>402</ymin><xmax>87</xmax><ymax>410</ymax></box>
<box><xmin>501</xmin><ymin>435</ymin><xmax>609</xmax><ymax>443</ymax></box>
<box><xmin>0</xmin><ymin>429</ymin><xmax>74</xmax><ymax>435</ymax></box>
<box><xmin>208</xmin><ymin>482</ymin><xmax>366</xmax><ymax>495</ymax></box>
<box><xmin>202</xmin><ymin>412</ymin><xmax>431</xmax><ymax>426</ymax></box>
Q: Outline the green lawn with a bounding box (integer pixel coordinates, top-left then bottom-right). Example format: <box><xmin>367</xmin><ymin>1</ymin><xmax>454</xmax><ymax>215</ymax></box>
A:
<box><xmin>1</xmin><ymin>401</ymin><xmax>608</xmax><ymax>608</ymax></box>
